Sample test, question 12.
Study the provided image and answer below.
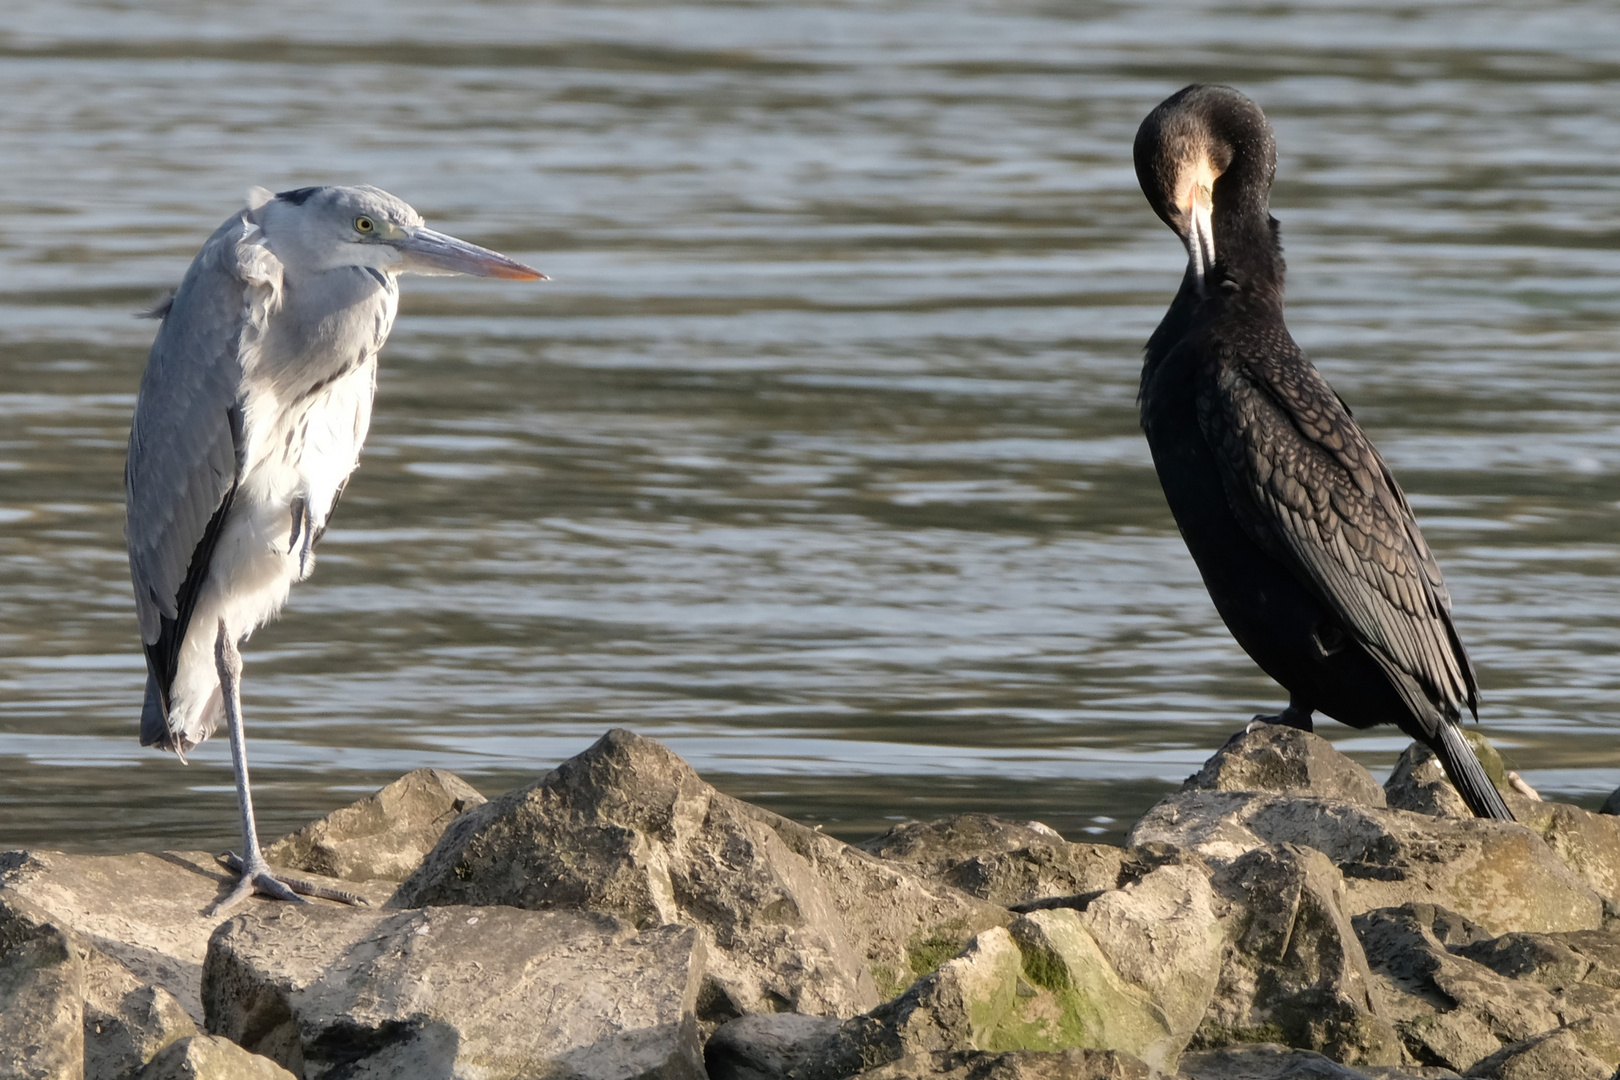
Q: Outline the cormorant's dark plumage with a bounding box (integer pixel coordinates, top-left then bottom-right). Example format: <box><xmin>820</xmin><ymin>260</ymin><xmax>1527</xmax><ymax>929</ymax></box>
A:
<box><xmin>1133</xmin><ymin>84</ymin><xmax>1514</xmax><ymax>821</ymax></box>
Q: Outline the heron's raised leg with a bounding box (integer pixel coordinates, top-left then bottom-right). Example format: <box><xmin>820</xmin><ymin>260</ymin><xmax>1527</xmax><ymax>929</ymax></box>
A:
<box><xmin>206</xmin><ymin>619</ymin><xmax>368</xmax><ymax>915</ymax></box>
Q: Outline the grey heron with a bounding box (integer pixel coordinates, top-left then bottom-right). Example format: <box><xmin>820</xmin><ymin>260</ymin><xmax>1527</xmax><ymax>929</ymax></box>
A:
<box><xmin>125</xmin><ymin>185</ymin><xmax>543</xmax><ymax>912</ymax></box>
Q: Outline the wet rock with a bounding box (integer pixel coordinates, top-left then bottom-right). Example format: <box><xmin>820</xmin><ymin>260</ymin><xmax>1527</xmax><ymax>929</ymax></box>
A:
<box><xmin>265</xmin><ymin>767</ymin><xmax>486</xmax><ymax>883</ymax></box>
<box><xmin>394</xmin><ymin>730</ymin><xmax>1010</xmax><ymax>1016</ymax></box>
<box><xmin>1463</xmin><ymin>1015</ymin><xmax>1620</xmax><ymax>1080</ymax></box>
<box><xmin>1353</xmin><ymin>905</ymin><xmax>1563</xmax><ymax>1073</ymax></box>
<box><xmin>1185</xmin><ymin>727</ymin><xmax>1387</xmax><ymax>808</ymax></box>
<box><xmin>0</xmin><ymin>848</ymin><xmax>390</xmax><ymax>1024</ymax></box>
<box><xmin>205</xmin><ymin>901</ymin><xmax>706</xmax><ymax>1079</ymax></box>
<box><xmin>1179</xmin><ymin>1043</ymin><xmax>1458</xmax><ymax>1079</ymax></box>
<box><xmin>1128</xmin><ymin>791</ymin><xmax>1603</xmax><ymax>935</ymax></box>
<box><xmin>0</xmin><ymin>890</ymin><xmax>84</xmax><ymax>1080</ymax></box>
<box><xmin>807</xmin><ymin>863</ymin><xmax>1223</xmax><ymax>1076</ymax></box>
<box><xmin>84</xmin><ymin>943</ymin><xmax>201</xmax><ymax>1079</ymax></box>
<box><xmin>1600</xmin><ymin>787</ymin><xmax>1620</xmax><ymax>817</ymax></box>
<box><xmin>705</xmin><ymin>1013</ymin><xmax>842</xmax><ymax>1080</ymax></box>
<box><xmin>860</xmin><ymin>814</ymin><xmax>1184</xmax><ymax>910</ymax></box>
<box><xmin>1199</xmin><ymin>846</ymin><xmax>1401</xmax><ymax>1067</ymax></box>
<box><xmin>853</xmin><ymin>1048</ymin><xmax>1159</xmax><ymax>1079</ymax></box>
<box><xmin>137</xmin><ymin>1035</ymin><xmax>296</xmax><ymax>1080</ymax></box>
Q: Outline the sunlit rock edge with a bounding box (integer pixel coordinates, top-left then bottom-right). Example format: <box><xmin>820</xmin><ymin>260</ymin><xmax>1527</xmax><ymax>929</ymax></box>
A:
<box><xmin>1</xmin><ymin>727</ymin><xmax>1618</xmax><ymax>1079</ymax></box>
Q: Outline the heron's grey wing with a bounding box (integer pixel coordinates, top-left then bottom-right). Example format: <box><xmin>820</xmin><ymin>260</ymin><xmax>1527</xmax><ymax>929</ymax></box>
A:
<box><xmin>125</xmin><ymin>214</ymin><xmax>255</xmax><ymax>712</ymax></box>
<box><xmin>1200</xmin><ymin>343</ymin><xmax>1478</xmax><ymax>725</ymax></box>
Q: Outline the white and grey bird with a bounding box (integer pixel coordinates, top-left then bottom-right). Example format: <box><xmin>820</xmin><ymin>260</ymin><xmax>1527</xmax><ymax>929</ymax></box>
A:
<box><xmin>125</xmin><ymin>184</ymin><xmax>542</xmax><ymax>912</ymax></box>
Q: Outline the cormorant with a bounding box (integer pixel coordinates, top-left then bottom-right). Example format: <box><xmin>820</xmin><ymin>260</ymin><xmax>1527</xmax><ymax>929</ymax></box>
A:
<box><xmin>1132</xmin><ymin>84</ymin><xmax>1514</xmax><ymax>820</ymax></box>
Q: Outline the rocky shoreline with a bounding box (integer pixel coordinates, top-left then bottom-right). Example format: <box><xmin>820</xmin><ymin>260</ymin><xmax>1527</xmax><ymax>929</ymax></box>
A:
<box><xmin>4</xmin><ymin>726</ymin><xmax>1619</xmax><ymax>1080</ymax></box>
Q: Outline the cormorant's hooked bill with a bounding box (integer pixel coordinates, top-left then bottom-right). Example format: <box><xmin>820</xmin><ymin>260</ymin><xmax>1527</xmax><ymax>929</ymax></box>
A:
<box><xmin>1132</xmin><ymin>85</ymin><xmax>1515</xmax><ymax>821</ymax></box>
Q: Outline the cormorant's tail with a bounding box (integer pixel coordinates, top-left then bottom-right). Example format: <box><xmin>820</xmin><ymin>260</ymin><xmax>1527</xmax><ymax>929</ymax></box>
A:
<box><xmin>1434</xmin><ymin>722</ymin><xmax>1515</xmax><ymax>821</ymax></box>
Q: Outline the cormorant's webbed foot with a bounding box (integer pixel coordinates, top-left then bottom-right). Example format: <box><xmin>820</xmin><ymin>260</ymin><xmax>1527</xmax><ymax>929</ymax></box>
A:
<box><xmin>207</xmin><ymin>851</ymin><xmax>369</xmax><ymax>915</ymax></box>
<box><xmin>1246</xmin><ymin>701</ymin><xmax>1314</xmax><ymax>733</ymax></box>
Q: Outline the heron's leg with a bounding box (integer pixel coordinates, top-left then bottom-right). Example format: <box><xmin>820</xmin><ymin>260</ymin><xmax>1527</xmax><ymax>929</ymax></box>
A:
<box><xmin>206</xmin><ymin>619</ymin><xmax>368</xmax><ymax>915</ymax></box>
<box><xmin>1246</xmin><ymin>696</ymin><xmax>1315</xmax><ymax>733</ymax></box>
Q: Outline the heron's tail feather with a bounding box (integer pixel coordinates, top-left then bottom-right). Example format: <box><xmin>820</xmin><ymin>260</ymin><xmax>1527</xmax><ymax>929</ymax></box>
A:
<box><xmin>1434</xmin><ymin>722</ymin><xmax>1515</xmax><ymax>821</ymax></box>
<box><xmin>139</xmin><ymin>674</ymin><xmax>189</xmax><ymax>760</ymax></box>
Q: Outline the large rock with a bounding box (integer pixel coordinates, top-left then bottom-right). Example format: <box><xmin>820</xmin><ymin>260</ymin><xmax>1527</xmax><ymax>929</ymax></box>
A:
<box><xmin>265</xmin><ymin>767</ymin><xmax>486</xmax><ymax>883</ymax></box>
<box><xmin>1199</xmin><ymin>846</ymin><xmax>1401</xmax><ymax>1067</ymax></box>
<box><xmin>1464</xmin><ymin>1015</ymin><xmax>1620</xmax><ymax>1080</ymax></box>
<box><xmin>1128</xmin><ymin>791</ymin><xmax>1603</xmax><ymax>935</ymax></box>
<box><xmin>205</xmin><ymin>902</ymin><xmax>707</xmax><ymax>1080</ymax></box>
<box><xmin>853</xmin><ymin>1048</ymin><xmax>1159</xmax><ymax>1079</ymax></box>
<box><xmin>0</xmin><ymin>890</ymin><xmax>84</xmax><ymax>1080</ymax></box>
<box><xmin>1178</xmin><ymin>1043</ymin><xmax>1458</xmax><ymax>1079</ymax></box>
<box><xmin>1353</xmin><ymin>905</ymin><xmax>1562</xmax><ymax>1073</ymax></box>
<box><xmin>84</xmin><ymin>942</ymin><xmax>201</xmax><ymax>1079</ymax></box>
<box><xmin>393</xmin><ymin>730</ymin><xmax>1010</xmax><ymax>1016</ymax></box>
<box><xmin>1185</xmin><ymin>727</ymin><xmax>1387</xmax><ymax>808</ymax></box>
<box><xmin>0</xmin><ymin>848</ymin><xmax>391</xmax><ymax>1024</ymax></box>
<box><xmin>705</xmin><ymin>1013</ymin><xmax>842</xmax><ymax>1080</ymax></box>
<box><xmin>137</xmin><ymin>1035</ymin><xmax>296</xmax><ymax>1080</ymax></box>
<box><xmin>804</xmin><ymin>863</ymin><xmax>1224</xmax><ymax>1076</ymax></box>
<box><xmin>1387</xmin><ymin>741</ymin><xmax>1620</xmax><ymax>908</ymax></box>
<box><xmin>860</xmin><ymin>814</ymin><xmax>1181</xmax><ymax>910</ymax></box>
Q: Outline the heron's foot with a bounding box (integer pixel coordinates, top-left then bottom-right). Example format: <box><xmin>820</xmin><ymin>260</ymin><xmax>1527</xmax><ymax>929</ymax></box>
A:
<box><xmin>1246</xmin><ymin>704</ymin><xmax>1314</xmax><ymax>733</ymax></box>
<box><xmin>206</xmin><ymin>851</ymin><xmax>370</xmax><ymax>915</ymax></box>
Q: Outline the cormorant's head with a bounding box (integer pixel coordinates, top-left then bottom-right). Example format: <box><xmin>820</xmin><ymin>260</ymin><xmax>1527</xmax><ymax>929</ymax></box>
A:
<box><xmin>1134</xmin><ymin>85</ymin><xmax>1277</xmax><ymax>292</ymax></box>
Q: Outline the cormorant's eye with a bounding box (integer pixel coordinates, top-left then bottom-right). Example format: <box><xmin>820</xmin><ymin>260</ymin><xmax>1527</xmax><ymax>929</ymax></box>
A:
<box><xmin>355</xmin><ymin>216</ymin><xmax>375</xmax><ymax>234</ymax></box>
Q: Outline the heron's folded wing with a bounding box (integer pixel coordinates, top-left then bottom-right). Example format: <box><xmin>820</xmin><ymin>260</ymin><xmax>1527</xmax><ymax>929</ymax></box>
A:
<box><xmin>1199</xmin><ymin>344</ymin><xmax>1478</xmax><ymax>722</ymax></box>
<box><xmin>125</xmin><ymin>215</ymin><xmax>255</xmax><ymax>691</ymax></box>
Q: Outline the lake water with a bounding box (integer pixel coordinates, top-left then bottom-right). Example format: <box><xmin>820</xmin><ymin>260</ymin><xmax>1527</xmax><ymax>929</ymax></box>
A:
<box><xmin>3</xmin><ymin>0</ymin><xmax>1620</xmax><ymax>854</ymax></box>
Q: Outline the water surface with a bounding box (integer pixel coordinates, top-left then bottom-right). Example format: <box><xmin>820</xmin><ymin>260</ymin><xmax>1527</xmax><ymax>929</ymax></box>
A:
<box><xmin>3</xmin><ymin>0</ymin><xmax>1620</xmax><ymax>852</ymax></box>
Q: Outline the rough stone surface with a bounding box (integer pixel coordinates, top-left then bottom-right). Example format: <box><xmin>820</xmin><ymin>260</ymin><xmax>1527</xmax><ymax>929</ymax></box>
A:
<box><xmin>394</xmin><ymin>729</ymin><xmax>1010</xmax><ymax>1016</ymax></box>
<box><xmin>1179</xmin><ymin>1043</ymin><xmax>1459</xmax><ymax>1079</ymax></box>
<box><xmin>84</xmin><ymin>942</ymin><xmax>201</xmax><ymax>1079</ymax></box>
<box><xmin>0</xmin><ymin>890</ymin><xmax>84</xmax><ymax>1080</ymax></box>
<box><xmin>705</xmin><ymin>1013</ymin><xmax>842</xmax><ymax>1080</ymax></box>
<box><xmin>265</xmin><ymin>767</ymin><xmax>487</xmax><ymax>883</ymax></box>
<box><xmin>1383</xmin><ymin>735</ymin><xmax>1511</xmax><ymax>821</ymax></box>
<box><xmin>205</xmin><ymin>901</ymin><xmax>707</xmax><ymax>1080</ymax></box>
<box><xmin>0</xmin><ymin>848</ymin><xmax>390</xmax><ymax>1023</ymax></box>
<box><xmin>1463</xmin><ymin>1015</ymin><xmax>1620</xmax><ymax>1080</ymax></box>
<box><xmin>1185</xmin><ymin>727</ymin><xmax>1387</xmax><ymax>809</ymax></box>
<box><xmin>1352</xmin><ymin>904</ymin><xmax>1576</xmax><ymax>1073</ymax></box>
<box><xmin>806</xmin><ymin>863</ymin><xmax>1224</xmax><ymax>1076</ymax></box>
<box><xmin>860</xmin><ymin>815</ymin><xmax>1193</xmax><ymax>911</ymax></box>
<box><xmin>1128</xmin><ymin>790</ymin><xmax>1603</xmax><ymax>935</ymax></box>
<box><xmin>854</xmin><ymin>1048</ymin><xmax>1159</xmax><ymax>1079</ymax></box>
<box><xmin>137</xmin><ymin>1035</ymin><xmax>297</xmax><ymax>1080</ymax></box>
<box><xmin>1199</xmin><ymin>845</ymin><xmax>1401</xmax><ymax>1067</ymax></box>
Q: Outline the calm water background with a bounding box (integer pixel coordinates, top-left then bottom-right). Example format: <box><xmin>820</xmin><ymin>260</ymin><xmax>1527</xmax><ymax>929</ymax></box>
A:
<box><xmin>3</xmin><ymin>0</ymin><xmax>1620</xmax><ymax>853</ymax></box>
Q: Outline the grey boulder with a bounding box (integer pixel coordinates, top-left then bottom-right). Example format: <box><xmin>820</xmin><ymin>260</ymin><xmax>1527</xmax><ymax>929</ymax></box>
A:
<box><xmin>705</xmin><ymin>1013</ymin><xmax>843</xmax><ymax>1080</ymax></box>
<box><xmin>1184</xmin><ymin>726</ymin><xmax>1386</xmax><ymax>808</ymax></box>
<box><xmin>1201</xmin><ymin>845</ymin><xmax>1402</xmax><ymax>1067</ymax></box>
<box><xmin>394</xmin><ymin>729</ymin><xmax>1010</xmax><ymax>1017</ymax></box>
<box><xmin>205</xmin><ymin>902</ymin><xmax>707</xmax><ymax>1080</ymax></box>
<box><xmin>1130</xmin><ymin>784</ymin><xmax>1602</xmax><ymax>935</ymax></box>
<box><xmin>853</xmin><ymin>1048</ymin><xmax>1160</xmax><ymax>1079</ymax></box>
<box><xmin>265</xmin><ymin>767</ymin><xmax>486</xmax><ymax>883</ymax></box>
<box><xmin>0</xmin><ymin>890</ymin><xmax>83</xmax><ymax>1080</ymax></box>
<box><xmin>137</xmin><ymin>1035</ymin><xmax>296</xmax><ymax>1080</ymax></box>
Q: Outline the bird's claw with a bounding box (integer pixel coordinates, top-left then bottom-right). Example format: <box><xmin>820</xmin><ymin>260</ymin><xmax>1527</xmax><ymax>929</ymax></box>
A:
<box><xmin>206</xmin><ymin>851</ymin><xmax>371</xmax><ymax>915</ymax></box>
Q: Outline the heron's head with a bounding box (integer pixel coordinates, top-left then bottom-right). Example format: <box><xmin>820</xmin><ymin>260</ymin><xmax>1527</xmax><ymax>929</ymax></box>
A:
<box><xmin>1134</xmin><ymin>85</ymin><xmax>1276</xmax><ymax>291</ymax></box>
<box><xmin>247</xmin><ymin>184</ymin><xmax>544</xmax><ymax>281</ymax></box>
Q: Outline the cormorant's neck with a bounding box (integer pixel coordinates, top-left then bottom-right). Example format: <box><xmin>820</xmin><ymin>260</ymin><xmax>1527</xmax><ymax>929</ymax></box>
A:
<box><xmin>1210</xmin><ymin>167</ymin><xmax>1284</xmax><ymax>303</ymax></box>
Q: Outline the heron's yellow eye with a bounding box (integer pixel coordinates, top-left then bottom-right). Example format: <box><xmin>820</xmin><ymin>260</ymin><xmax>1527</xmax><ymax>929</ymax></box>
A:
<box><xmin>355</xmin><ymin>216</ymin><xmax>375</xmax><ymax>234</ymax></box>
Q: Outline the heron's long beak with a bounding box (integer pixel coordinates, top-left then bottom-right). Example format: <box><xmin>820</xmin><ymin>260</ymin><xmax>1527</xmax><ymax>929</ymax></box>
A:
<box><xmin>392</xmin><ymin>228</ymin><xmax>546</xmax><ymax>280</ymax></box>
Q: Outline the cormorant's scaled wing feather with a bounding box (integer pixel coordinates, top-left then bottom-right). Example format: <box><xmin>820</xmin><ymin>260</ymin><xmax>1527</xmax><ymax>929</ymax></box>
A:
<box><xmin>1201</xmin><ymin>344</ymin><xmax>1478</xmax><ymax>725</ymax></box>
<box><xmin>125</xmin><ymin>211</ymin><xmax>271</xmax><ymax>722</ymax></box>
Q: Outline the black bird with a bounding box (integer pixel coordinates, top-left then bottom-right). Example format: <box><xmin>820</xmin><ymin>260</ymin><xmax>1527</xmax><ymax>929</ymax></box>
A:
<box><xmin>1132</xmin><ymin>84</ymin><xmax>1513</xmax><ymax>820</ymax></box>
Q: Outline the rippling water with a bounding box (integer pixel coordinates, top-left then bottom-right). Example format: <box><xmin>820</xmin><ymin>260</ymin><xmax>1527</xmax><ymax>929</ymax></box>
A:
<box><xmin>3</xmin><ymin>1</ymin><xmax>1620</xmax><ymax>853</ymax></box>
